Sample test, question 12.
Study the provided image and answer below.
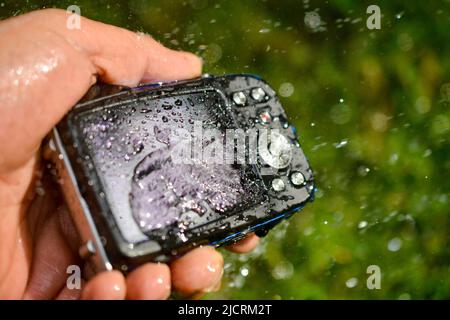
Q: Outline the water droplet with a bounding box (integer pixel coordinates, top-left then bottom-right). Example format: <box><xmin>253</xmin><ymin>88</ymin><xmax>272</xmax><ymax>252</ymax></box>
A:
<box><xmin>133</xmin><ymin>140</ymin><xmax>144</xmax><ymax>154</ymax></box>
<box><xmin>240</xmin><ymin>267</ymin><xmax>249</xmax><ymax>277</ymax></box>
<box><xmin>388</xmin><ymin>237</ymin><xmax>403</xmax><ymax>252</ymax></box>
<box><xmin>279</xmin><ymin>82</ymin><xmax>294</xmax><ymax>97</ymax></box>
<box><xmin>345</xmin><ymin>277</ymin><xmax>358</xmax><ymax>288</ymax></box>
<box><xmin>396</xmin><ymin>11</ymin><xmax>404</xmax><ymax>19</ymax></box>
<box><xmin>358</xmin><ymin>221</ymin><xmax>368</xmax><ymax>229</ymax></box>
<box><xmin>272</xmin><ymin>261</ymin><xmax>294</xmax><ymax>280</ymax></box>
<box><xmin>334</xmin><ymin>139</ymin><xmax>348</xmax><ymax>148</ymax></box>
<box><xmin>304</xmin><ymin>11</ymin><xmax>326</xmax><ymax>32</ymax></box>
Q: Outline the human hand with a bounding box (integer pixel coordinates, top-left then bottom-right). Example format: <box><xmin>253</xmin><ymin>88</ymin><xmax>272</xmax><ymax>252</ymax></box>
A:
<box><xmin>0</xmin><ymin>9</ymin><xmax>259</xmax><ymax>300</ymax></box>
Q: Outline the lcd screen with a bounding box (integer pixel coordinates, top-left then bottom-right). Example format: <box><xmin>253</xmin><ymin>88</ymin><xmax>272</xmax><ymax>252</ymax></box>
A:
<box><xmin>72</xmin><ymin>90</ymin><xmax>266</xmax><ymax>244</ymax></box>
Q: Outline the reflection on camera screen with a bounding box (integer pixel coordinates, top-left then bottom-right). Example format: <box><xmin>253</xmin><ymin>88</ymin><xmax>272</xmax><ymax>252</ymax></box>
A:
<box><xmin>73</xmin><ymin>91</ymin><xmax>265</xmax><ymax>243</ymax></box>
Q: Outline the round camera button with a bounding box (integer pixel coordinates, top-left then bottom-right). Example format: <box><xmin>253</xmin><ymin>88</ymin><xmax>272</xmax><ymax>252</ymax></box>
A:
<box><xmin>272</xmin><ymin>178</ymin><xmax>285</xmax><ymax>192</ymax></box>
<box><xmin>232</xmin><ymin>91</ymin><xmax>247</xmax><ymax>106</ymax></box>
<box><xmin>291</xmin><ymin>171</ymin><xmax>306</xmax><ymax>186</ymax></box>
<box><xmin>251</xmin><ymin>87</ymin><xmax>266</xmax><ymax>101</ymax></box>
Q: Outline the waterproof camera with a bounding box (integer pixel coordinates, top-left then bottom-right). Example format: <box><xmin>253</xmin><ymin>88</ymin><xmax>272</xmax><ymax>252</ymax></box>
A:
<box><xmin>46</xmin><ymin>74</ymin><xmax>315</xmax><ymax>273</ymax></box>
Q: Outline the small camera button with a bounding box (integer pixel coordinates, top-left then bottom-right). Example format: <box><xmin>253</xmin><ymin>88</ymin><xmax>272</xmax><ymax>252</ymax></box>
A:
<box><xmin>232</xmin><ymin>91</ymin><xmax>247</xmax><ymax>106</ymax></box>
<box><xmin>251</xmin><ymin>87</ymin><xmax>266</xmax><ymax>101</ymax></box>
<box><xmin>290</xmin><ymin>171</ymin><xmax>306</xmax><ymax>186</ymax></box>
<box><xmin>272</xmin><ymin>178</ymin><xmax>286</xmax><ymax>192</ymax></box>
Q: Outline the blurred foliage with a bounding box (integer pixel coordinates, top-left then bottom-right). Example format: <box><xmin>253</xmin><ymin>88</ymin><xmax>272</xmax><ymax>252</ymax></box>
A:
<box><xmin>1</xmin><ymin>0</ymin><xmax>449</xmax><ymax>299</ymax></box>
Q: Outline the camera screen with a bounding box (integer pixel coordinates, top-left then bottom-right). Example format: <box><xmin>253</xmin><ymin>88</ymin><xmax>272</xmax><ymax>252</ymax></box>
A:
<box><xmin>73</xmin><ymin>90</ymin><xmax>266</xmax><ymax>244</ymax></box>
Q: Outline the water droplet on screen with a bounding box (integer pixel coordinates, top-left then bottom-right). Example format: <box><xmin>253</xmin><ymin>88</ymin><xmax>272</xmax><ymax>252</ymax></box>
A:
<box><xmin>133</xmin><ymin>140</ymin><xmax>144</xmax><ymax>154</ymax></box>
<box><xmin>330</xmin><ymin>103</ymin><xmax>352</xmax><ymax>125</ymax></box>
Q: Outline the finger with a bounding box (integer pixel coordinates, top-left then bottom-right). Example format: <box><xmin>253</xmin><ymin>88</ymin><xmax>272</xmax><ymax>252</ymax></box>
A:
<box><xmin>81</xmin><ymin>270</ymin><xmax>126</xmax><ymax>300</ymax></box>
<box><xmin>226</xmin><ymin>233</ymin><xmax>260</xmax><ymax>253</ymax></box>
<box><xmin>170</xmin><ymin>246</ymin><xmax>223</xmax><ymax>296</ymax></box>
<box><xmin>51</xmin><ymin>10</ymin><xmax>202</xmax><ymax>85</ymax></box>
<box><xmin>23</xmin><ymin>174</ymin><xmax>81</xmax><ymax>300</ymax></box>
<box><xmin>0</xmin><ymin>8</ymin><xmax>202</xmax><ymax>173</ymax></box>
<box><xmin>125</xmin><ymin>263</ymin><xmax>171</xmax><ymax>300</ymax></box>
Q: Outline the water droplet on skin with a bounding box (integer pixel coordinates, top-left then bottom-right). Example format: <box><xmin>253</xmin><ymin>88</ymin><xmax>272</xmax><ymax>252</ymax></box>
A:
<box><xmin>35</xmin><ymin>186</ymin><xmax>45</xmax><ymax>196</ymax></box>
<box><xmin>133</xmin><ymin>140</ymin><xmax>144</xmax><ymax>154</ymax></box>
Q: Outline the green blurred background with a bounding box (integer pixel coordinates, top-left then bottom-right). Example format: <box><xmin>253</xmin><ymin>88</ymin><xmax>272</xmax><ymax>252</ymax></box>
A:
<box><xmin>1</xmin><ymin>0</ymin><xmax>449</xmax><ymax>299</ymax></box>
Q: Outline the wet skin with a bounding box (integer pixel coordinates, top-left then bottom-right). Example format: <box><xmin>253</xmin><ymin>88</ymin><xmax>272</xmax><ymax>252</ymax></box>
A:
<box><xmin>0</xmin><ymin>9</ymin><xmax>259</xmax><ymax>300</ymax></box>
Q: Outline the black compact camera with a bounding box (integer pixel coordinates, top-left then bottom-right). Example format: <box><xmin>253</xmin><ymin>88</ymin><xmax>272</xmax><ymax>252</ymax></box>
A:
<box><xmin>46</xmin><ymin>74</ymin><xmax>315</xmax><ymax>273</ymax></box>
